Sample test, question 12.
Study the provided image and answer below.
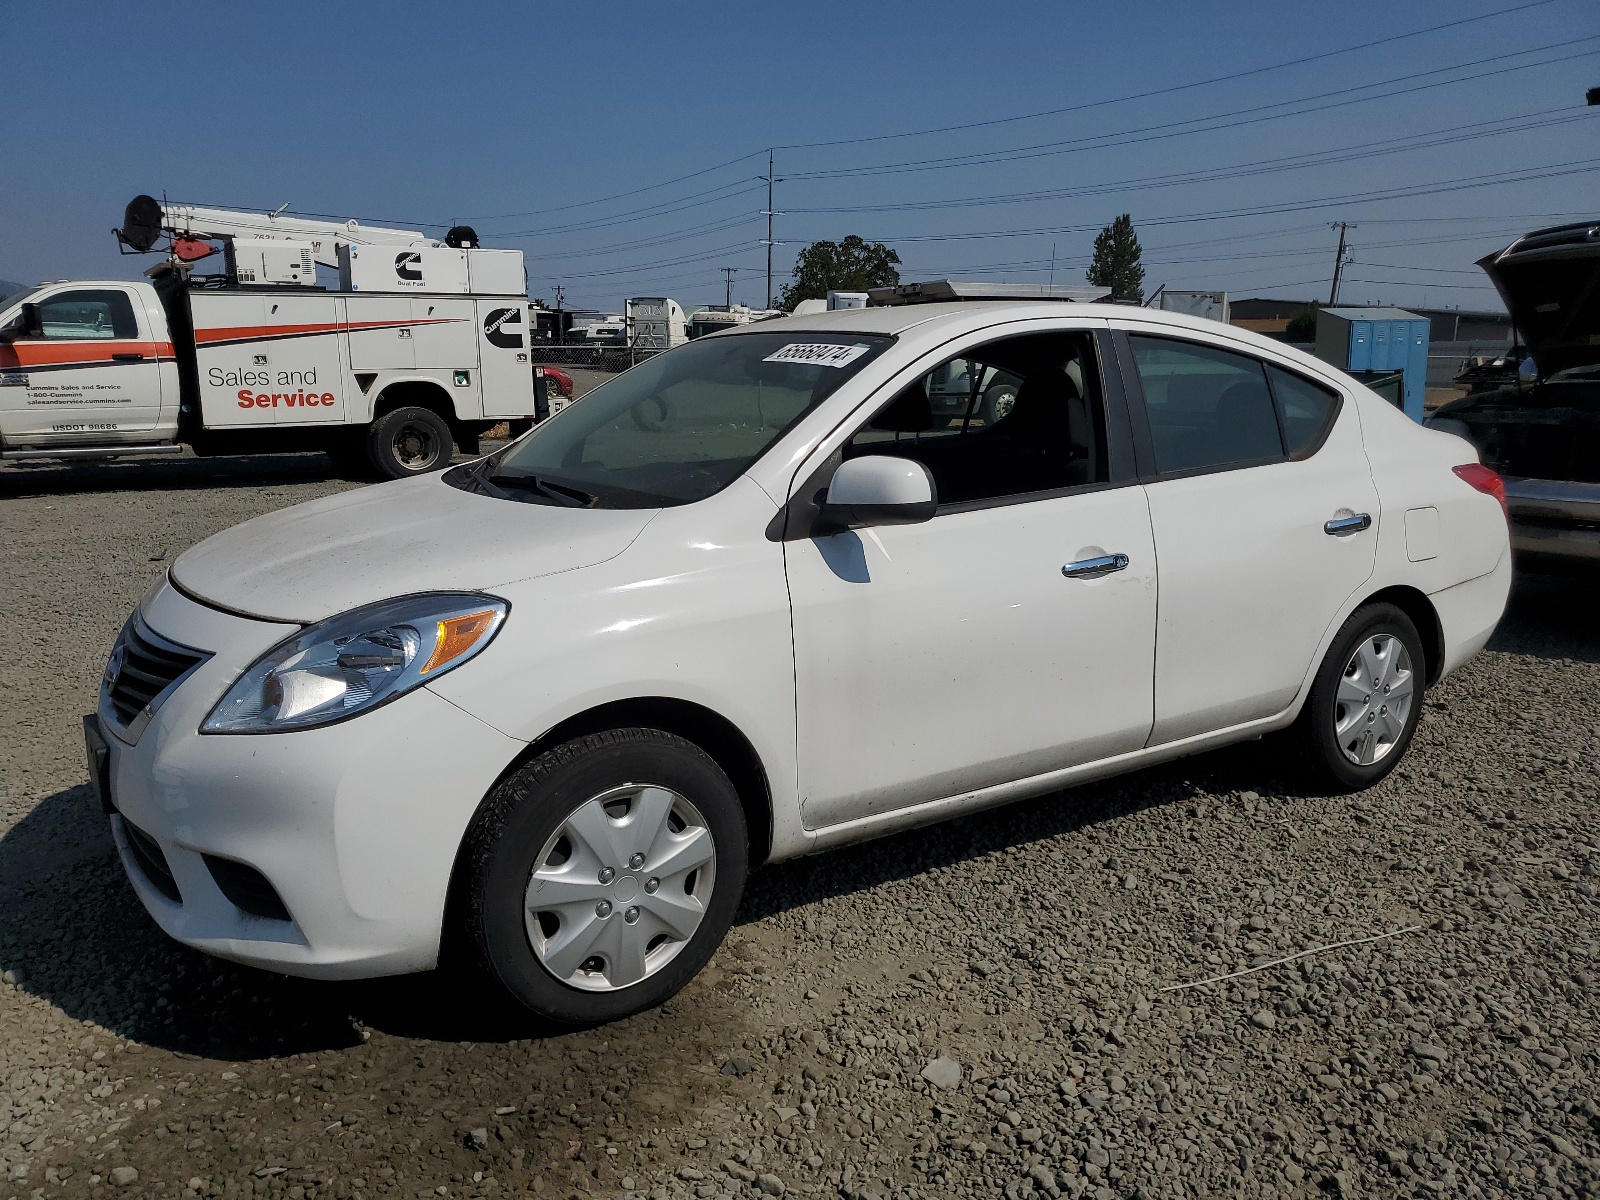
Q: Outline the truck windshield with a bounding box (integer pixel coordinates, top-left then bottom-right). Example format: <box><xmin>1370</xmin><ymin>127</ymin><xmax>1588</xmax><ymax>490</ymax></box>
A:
<box><xmin>454</xmin><ymin>331</ymin><xmax>892</xmax><ymax>508</ymax></box>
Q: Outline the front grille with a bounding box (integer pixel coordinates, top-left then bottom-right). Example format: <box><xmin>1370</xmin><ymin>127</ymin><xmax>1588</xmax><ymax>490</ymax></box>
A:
<box><xmin>103</xmin><ymin>616</ymin><xmax>207</xmax><ymax>735</ymax></box>
<box><xmin>204</xmin><ymin>856</ymin><xmax>292</xmax><ymax>922</ymax></box>
<box><xmin>122</xmin><ymin>819</ymin><xmax>182</xmax><ymax>904</ymax></box>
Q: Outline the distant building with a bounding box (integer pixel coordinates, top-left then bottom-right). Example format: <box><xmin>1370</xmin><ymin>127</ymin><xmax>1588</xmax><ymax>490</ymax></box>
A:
<box><xmin>1226</xmin><ymin>298</ymin><xmax>1511</xmax><ymax>345</ymax></box>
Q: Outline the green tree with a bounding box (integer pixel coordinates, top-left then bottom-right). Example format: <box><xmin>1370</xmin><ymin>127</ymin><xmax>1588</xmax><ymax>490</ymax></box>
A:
<box><xmin>779</xmin><ymin>236</ymin><xmax>902</xmax><ymax>310</ymax></box>
<box><xmin>1086</xmin><ymin>214</ymin><xmax>1145</xmax><ymax>303</ymax></box>
<box><xmin>1284</xmin><ymin>303</ymin><xmax>1321</xmax><ymax>342</ymax></box>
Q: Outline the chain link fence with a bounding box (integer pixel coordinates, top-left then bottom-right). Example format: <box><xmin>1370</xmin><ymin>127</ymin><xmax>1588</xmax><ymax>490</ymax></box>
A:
<box><xmin>529</xmin><ymin>345</ymin><xmax>661</xmax><ymax>374</ymax></box>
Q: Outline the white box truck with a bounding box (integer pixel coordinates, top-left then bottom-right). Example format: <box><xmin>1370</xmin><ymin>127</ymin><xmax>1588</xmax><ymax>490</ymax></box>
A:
<box><xmin>0</xmin><ymin>197</ymin><xmax>564</xmax><ymax>477</ymax></box>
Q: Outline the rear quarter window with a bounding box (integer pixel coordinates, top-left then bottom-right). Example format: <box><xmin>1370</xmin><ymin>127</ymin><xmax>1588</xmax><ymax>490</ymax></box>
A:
<box><xmin>1266</xmin><ymin>365</ymin><xmax>1341</xmax><ymax>458</ymax></box>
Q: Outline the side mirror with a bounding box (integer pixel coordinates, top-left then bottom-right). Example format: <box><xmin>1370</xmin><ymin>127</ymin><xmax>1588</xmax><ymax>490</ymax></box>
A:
<box><xmin>818</xmin><ymin>456</ymin><xmax>937</xmax><ymax>531</ymax></box>
<box><xmin>0</xmin><ymin>303</ymin><xmax>40</xmax><ymax>342</ymax></box>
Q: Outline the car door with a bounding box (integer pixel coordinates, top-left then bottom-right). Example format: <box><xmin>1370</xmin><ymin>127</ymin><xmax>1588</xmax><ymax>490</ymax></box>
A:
<box><xmin>1114</xmin><ymin>327</ymin><xmax>1379</xmax><ymax>744</ymax></box>
<box><xmin>785</xmin><ymin>324</ymin><xmax>1157</xmax><ymax>830</ymax></box>
<box><xmin>0</xmin><ymin>285</ymin><xmax>164</xmax><ymax>439</ymax></box>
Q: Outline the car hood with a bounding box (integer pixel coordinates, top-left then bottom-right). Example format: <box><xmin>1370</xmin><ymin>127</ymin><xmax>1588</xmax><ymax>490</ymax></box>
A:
<box><xmin>1477</xmin><ymin>220</ymin><xmax>1600</xmax><ymax>378</ymax></box>
<box><xmin>170</xmin><ymin>472</ymin><xmax>657</xmax><ymax>624</ymax></box>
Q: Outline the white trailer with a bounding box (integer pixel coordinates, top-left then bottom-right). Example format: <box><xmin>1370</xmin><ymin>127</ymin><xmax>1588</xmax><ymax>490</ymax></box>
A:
<box><xmin>0</xmin><ymin>196</ymin><xmax>561</xmax><ymax>477</ymax></box>
<box><xmin>625</xmin><ymin>297</ymin><xmax>687</xmax><ymax>350</ymax></box>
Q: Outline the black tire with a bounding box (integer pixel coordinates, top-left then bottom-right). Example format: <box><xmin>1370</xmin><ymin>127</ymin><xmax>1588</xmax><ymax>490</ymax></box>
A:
<box><xmin>368</xmin><ymin>406</ymin><xmax>455</xmax><ymax>478</ymax></box>
<box><xmin>459</xmin><ymin>728</ymin><xmax>749</xmax><ymax>1025</ymax></box>
<box><xmin>1292</xmin><ymin>602</ymin><xmax>1426</xmax><ymax>792</ymax></box>
<box><xmin>979</xmin><ymin>381</ymin><xmax>1018</xmax><ymax>425</ymax></box>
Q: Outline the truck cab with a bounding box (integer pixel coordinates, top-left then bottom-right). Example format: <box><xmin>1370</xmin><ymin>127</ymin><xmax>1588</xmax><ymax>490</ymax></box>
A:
<box><xmin>0</xmin><ymin>281</ymin><xmax>181</xmax><ymax>450</ymax></box>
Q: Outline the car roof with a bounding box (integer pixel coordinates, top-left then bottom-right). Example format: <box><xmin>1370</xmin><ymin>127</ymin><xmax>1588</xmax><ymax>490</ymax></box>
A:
<box><xmin>733</xmin><ymin>301</ymin><xmax>1247</xmax><ymax>341</ymax></box>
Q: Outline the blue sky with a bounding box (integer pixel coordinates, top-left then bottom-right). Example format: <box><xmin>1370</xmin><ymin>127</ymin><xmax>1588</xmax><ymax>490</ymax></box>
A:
<box><xmin>4</xmin><ymin>0</ymin><xmax>1597</xmax><ymax>313</ymax></box>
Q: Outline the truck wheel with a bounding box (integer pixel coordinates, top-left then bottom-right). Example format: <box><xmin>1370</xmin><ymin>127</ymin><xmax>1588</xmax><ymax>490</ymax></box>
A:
<box><xmin>458</xmin><ymin>728</ymin><xmax>748</xmax><ymax>1025</ymax></box>
<box><xmin>368</xmin><ymin>407</ymin><xmax>454</xmax><ymax>478</ymax></box>
<box><xmin>980</xmin><ymin>381</ymin><xmax>1018</xmax><ymax>425</ymax></box>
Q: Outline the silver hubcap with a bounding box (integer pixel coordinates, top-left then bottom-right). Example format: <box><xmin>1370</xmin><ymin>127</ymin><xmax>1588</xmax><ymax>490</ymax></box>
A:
<box><xmin>989</xmin><ymin>390</ymin><xmax>1016</xmax><ymax>422</ymax></box>
<box><xmin>1334</xmin><ymin>633</ymin><xmax>1414</xmax><ymax>766</ymax></box>
<box><xmin>392</xmin><ymin>422</ymin><xmax>439</xmax><ymax>470</ymax></box>
<box><xmin>524</xmin><ymin>784</ymin><xmax>716</xmax><ymax>992</ymax></box>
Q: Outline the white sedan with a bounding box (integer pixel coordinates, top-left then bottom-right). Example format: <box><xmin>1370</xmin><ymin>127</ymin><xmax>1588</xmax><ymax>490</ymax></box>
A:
<box><xmin>87</xmin><ymin>302</ymin><xmax>1510</xmax><ymax>1023</ymax></box>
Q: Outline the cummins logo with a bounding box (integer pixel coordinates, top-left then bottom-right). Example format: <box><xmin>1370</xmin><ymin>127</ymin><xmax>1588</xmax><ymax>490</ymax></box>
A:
<box><xmin>395</xmin><ymin>252</ymin><xmax>424</xmax><ymax>282</ymax></box>
<box><xmin>484</xmin><ymin>307</ymin><xmax>525</xmax><ymax>349</ymax></box>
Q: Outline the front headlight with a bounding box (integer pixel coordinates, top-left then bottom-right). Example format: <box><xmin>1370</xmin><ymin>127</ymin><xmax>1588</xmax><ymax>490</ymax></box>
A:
<box><xmin>201</xmin><ymin>593</ymin><xmax>507</xmax><ymax>734</ymax></box>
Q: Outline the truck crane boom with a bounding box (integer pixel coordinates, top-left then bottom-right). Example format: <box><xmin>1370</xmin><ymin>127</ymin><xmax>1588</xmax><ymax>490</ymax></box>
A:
<box><xmin>116</xmin><ymin>194</ymin><xmax>470</xmax><ymax>269</ymax></box>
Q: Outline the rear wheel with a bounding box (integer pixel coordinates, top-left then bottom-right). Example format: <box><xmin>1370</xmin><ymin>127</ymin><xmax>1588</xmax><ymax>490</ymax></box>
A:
<box><xmin>368</xmin><ymin>406</ymin><xmax>454</xmax><ymax>478</ymax></box>
<box><xmin>1293</xmin><ymin>602</ymin><xmax>1425</xmax><ymax>791</ymax></box>
<box><xmin>459</xmin><ymin>728</ymin><xmax>748</xmax><ymax>1025</ymax></box>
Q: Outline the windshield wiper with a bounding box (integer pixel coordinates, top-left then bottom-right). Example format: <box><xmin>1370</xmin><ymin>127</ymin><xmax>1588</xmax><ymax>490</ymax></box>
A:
<box><xmin>488</xmin><ymin>469</ymin><xmax>597</xmax><ymax>508</ymax></box>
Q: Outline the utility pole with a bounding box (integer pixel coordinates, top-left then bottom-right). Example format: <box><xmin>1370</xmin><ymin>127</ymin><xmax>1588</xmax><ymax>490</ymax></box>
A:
<box><xmin>552</xmin><ymin>284</ymin><xmax>564</xmax><ymax>310</ymax></box>
<box><xmin>1328</xmin><ymin>222</ymin><xmax>1354</xmax><ymax>306</ymax></box>
<box><xmin>760</xmin><ymin>150</ymin><xmax>783</xmax><ymax>308</ymax></box>
<box><xmin>722</xmin><ymin>267</ymin><xmax>736</xmax><ymax>309</ymax></box>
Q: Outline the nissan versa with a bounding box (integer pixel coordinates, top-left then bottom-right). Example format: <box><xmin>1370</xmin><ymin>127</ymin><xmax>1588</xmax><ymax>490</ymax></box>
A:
<box><xmin>87</xmin><ymin>303</ymin><xmax>1510</xmax><ymax>1023</ymax></box>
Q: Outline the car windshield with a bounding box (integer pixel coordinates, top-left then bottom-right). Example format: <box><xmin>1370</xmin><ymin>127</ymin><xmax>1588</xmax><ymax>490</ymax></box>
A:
<box><xmin>456</xmin><ymin>331</ymin><xmax>892</xmax><ymax>508</ymax></box>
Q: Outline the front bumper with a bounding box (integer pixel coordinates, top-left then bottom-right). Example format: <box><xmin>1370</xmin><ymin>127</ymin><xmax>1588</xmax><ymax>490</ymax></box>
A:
<box><xmin>98</xmin><ymin>579</ymin><xmax>525</xmax><ymax>979</ymax></box>
<box><xmin>1505</xmin><ymin>477</ymin><xmax>1600</xmax><ymax>564</ymax></box>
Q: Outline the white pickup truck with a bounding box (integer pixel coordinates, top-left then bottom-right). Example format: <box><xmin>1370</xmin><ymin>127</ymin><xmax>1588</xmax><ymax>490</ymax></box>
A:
<box><xmin>0</xmin><ymin>274</ymin><xmax>549</xmax><ymax>477</ymax></box>
<box><xmin>0</xmin><ymin>197</ymin><xmax>563</xmax><ymax>477</ymax></box>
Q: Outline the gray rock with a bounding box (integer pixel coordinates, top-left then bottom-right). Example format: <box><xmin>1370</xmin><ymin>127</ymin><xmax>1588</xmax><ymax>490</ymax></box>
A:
<box><xmin>110</xmin><ymin>1166</ymin><xmax>139</xmax><ymax>1186</ymax></box>
<box><xmin>756</xmin><ymin>1172</ymin><xmax>784</xmax><ymax>1195</ymax></box>
<box><xmin>1251</xmin><ymin>1010</ymin><xmax>1277</xmax><ymax>1030</ymax></box>
<box><xmin>465</xmin><ymin>1127</ymin><xmax>488</xmax><ymax>1150</ymax></box>
<box><xmin>920</xmin><ymin>1056</ymin><xmax>962</xmax><ymax>1089</ymax></box>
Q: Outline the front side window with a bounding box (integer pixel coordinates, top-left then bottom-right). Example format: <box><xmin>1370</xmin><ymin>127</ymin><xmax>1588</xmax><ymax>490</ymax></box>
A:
<box><xmin>458</xmin><ymin>331</ymin><xmax>892</xmax><ymax>508</ymax></box>
<box><xmin>845</xmin><ymin>331</ymin><xmax>1107</xmax><ymax>505</ymax></box>
<box><xmin>36</xmin><ymin>289</ymin><xmax>139</xmax><ymax>340</ymax></box>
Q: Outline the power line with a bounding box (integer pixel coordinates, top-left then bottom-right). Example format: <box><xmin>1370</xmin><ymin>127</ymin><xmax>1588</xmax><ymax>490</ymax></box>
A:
<box><xmin>783</xmin><ymin>109</ymin><xmax>1594</xmax><ymax>216</ymax></box>
<box><xmin>772</xmin><ymin>0</ymin><xmax>1556</xmax><ymax>151</ymax></box>
<box><xmin>834</xmin><ymin>159</ymin><xmax>1600</xmax><ymax>246</ymax></box>
<box><xmin>785</xmin><ymin>39</ymin><xmax>1600</xmax><ymax>182</ymax></box>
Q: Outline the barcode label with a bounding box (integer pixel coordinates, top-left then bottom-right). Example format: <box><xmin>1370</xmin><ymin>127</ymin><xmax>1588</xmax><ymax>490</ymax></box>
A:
<box><xmin>762</xmin><ymin>343</ymin><xmax>870</xmax><ymax>368</ymax></box>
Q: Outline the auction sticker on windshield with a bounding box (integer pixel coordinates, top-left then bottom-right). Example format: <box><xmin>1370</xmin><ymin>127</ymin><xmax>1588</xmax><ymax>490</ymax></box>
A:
<box><xmin>762</xmin><ymin>343</ymin><xmax>871</xmax><ymax>368</ymax></box>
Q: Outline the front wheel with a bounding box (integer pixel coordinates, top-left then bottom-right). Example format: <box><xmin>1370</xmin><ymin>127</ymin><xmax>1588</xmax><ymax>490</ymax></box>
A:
<box><xmin>459</xmin><ymin>729</ymin><xmax>749</xmax><ymax>1025</ymax></box>
<box><xmin>368</xmin><ymin>406</ymin><xmax>455</xmax><ymax>478</ymax></box>
<box><xmin>1293</xmin><ymin>602</ymin><xmax>1425</xmax><ymax>791</ymax></box>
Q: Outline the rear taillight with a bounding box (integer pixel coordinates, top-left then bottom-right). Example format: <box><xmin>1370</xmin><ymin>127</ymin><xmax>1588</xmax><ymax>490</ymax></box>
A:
<box><xmin>1453</xmin><ymin>463</ymin><xmax>1507</xmax><ymax>517</ymax></box>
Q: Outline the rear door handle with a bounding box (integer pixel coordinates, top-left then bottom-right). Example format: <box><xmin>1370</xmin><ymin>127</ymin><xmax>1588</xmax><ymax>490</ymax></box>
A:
<box><xmin>1324</xmin><ymin>513</ymin><xmax>1372</xmax><ymax>536</ymax></box>
<box><xmin>111</xmin><ymin>353</ymin><xmax>146</xmax><ymax>362</ymax></box>
<box><xmin>1062</xmin><ymin>552</ymin><xmax>1129</xmax><ymax>578</ymax></box>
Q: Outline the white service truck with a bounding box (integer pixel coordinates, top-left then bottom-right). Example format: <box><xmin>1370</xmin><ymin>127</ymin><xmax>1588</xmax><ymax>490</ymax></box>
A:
<box><xmin>0</xmin><ymin>197</ymin><xmax>561</xmax><ymax>477</ymax></box>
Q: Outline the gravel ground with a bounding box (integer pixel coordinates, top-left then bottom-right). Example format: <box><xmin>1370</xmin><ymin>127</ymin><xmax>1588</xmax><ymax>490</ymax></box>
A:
<box><xmin>2</xmin><ymin>452</ymin><xmax>1597</xmax><ymax>1200</ymax></box>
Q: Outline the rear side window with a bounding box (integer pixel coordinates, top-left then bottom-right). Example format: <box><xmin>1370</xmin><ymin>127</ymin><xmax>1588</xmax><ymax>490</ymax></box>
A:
<box><xmin>1129</xmin><ymin>336</ymin><xmax>1282</xmax><ymax>473</ymax></box>
<box><xmin>1267</xmin><ymin>365</ymin><xmax>1340</xmax><ymax>457</ymax></box>
<box><xmin>36</xmin><ymin>289</ymin><xmax>139</xmax><ymax>340</ymax></box>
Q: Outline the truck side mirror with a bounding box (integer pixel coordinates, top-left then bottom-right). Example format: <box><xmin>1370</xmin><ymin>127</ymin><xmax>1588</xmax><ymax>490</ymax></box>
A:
<box><xmin>817</xmin><ymin>456</ymin><xmax>937</xmax><ymax>532</ymax></box>
<box><xmin>0</xmin><ymin>303</ymin><xmax>41</xmax><ymax>341</ymax></box>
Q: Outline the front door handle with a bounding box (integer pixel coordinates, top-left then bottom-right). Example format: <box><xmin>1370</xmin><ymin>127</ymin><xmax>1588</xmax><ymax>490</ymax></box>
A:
<box><xmin>1324</xmin><ymin>513</ymin><xmax>1372</xmax><ymax>536</ymax></box>
<box><xmin>1062</xmin><ymin>552</ymin><xmax>1129</xmax><ymax>579</ymax></box>
<box><xmin>111</xmin><ymin>352</ymin><xmax>146</xmax><ymax>362</ymax></box>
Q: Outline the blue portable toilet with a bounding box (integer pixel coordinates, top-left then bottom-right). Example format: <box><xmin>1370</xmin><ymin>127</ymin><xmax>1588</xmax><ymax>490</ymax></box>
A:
<box><xmin>1313</xmin><ymin>307</ymin><xmax>1430</xmax><ymax>422</ymax></box>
